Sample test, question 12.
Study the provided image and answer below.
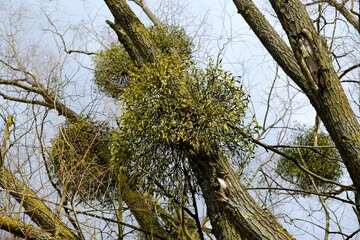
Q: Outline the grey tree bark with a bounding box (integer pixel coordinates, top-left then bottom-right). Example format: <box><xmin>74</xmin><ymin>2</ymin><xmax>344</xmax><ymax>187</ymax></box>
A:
<box><xmin>233</xmin><ymin>0</ymin><xmax>360</xmax><ymax>197</ymax></box>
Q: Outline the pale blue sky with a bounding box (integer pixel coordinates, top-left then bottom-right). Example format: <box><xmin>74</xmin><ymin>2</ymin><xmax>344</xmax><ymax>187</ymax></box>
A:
<box><xmin>1</xmin><ymin>0</ymin><xmax>359</xmax><ymax>239</ymax></box>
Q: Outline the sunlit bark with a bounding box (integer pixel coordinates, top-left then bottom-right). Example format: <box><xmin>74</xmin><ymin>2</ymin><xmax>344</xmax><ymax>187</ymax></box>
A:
<box><xmin>0</xmin><ymin>167</ymin><xmax>79</xmax><ymax>239</ymax></box>
<box><xmin>0</xmin><ymin>215</ymin><xmax>53</xmax><ymax>240</ymax></box>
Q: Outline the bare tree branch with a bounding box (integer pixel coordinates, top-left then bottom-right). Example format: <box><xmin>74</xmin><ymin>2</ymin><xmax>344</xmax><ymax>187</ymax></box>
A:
<box><xmin>42</xmin><ymin>11</ymin><xmax>97</xmax><ymax>55</ymax></box>
<box><xmin>325</xmin><ymin>0</ymin><xmax>359</xmax><ymax>33</ymax></box>
<box><xmin>339</xmin><ymin>63</ymin><xmax>360</xmax><ymax>79</ymax></box>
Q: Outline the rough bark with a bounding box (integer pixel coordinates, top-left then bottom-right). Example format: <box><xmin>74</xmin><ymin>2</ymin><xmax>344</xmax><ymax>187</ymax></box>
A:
<box><xmin>270</xmin><ymin>0</ymin><xmax>360</xmax><ymax>194</ymax></box>
<box><xmin>0</xmin><ymin>167</ymin><xmax>79</xmax><ymax>239</ymax></box>
<box><xmin>232</xmin><ymin>0</ymin><xmax>306</xmax><ymax>90</ymax></box>
<box><xmin>104</xmin><ymin>0</ymin><xmax>159</xmax><ymax>62</ymax></box>
<box><xmin>233</xmin><ymin>0</ymin><xmax>360</xmax><ymax>195</ymax></box>
<box><xmin>184</xmin><ymin>142</ymin><xmax>293</xmax><ymax>240</ymax></box>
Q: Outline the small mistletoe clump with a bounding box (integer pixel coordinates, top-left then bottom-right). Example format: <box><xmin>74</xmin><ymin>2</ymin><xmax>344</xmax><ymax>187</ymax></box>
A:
<box><xmin>48</xmin><ymin>118</ymin><xmax>116</xmax><ymax>202</ymax></box>
<box><xmin>276</xmin><ymin>126</ymin><xmax>343</xmax><ymax>194</ymax></box>
<box><xmin>93</xmin><ymin>25</ymin><xmax>193</xmax><ymax>99</ymax></box>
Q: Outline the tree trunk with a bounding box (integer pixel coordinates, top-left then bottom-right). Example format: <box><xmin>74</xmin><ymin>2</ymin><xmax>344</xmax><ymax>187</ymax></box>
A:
<box><xmin>269</xmin><ymin>0</ymin><xmax>360</xmax><ymax>194</ymax></box>
<box><xmin>184</xmin><ymin>141</ymin><xmax>293</xmax><ymax>240</ymax></box>
<box><xmin>104</xmin><ymin>0</ymin><xmax>159</xmax><ymax>62</ymax></box>
<box><xmin>233</xmin><ymin>0</ymin><xmax>360</xmax><ymax>196</ymax></box>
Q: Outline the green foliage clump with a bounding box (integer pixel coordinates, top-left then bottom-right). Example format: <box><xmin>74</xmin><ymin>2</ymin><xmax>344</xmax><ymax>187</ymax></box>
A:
<box><xmin>110</xmin><ymin>54</ymin><xmax>256</xmax><ymax>186</ymax></box>
<box><xmin>149</xmin><ymin>25</ymin><xmax>193</xmax><ymax>58</ymax></box>
<box><xmin>93</xmin><ymin>43</ymin><xmax>134</xmax><ymax>98</ymax></box>
<box><xmin>94</xmin><ymin>23</ymin><xmax>255</xmax><ymax>193</ymax></box>
<box><xmin>275</xmin><ymin>125</ymin><xmax>343</xmax><ymax>194</ymax></box>
<box><xmin>48</xmin><ymin>118</ymin><xmax>116</xmax><ymax>202</ymax></box>
<box><xmin>93</xmin><ymin>25</ymin><xmax>193</xmax><ymax>99</ymax></box>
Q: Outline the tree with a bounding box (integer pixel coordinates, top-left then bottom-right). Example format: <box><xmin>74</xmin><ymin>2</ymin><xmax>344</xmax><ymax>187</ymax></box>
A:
<box><xmin>233</xmin><ymin>0</ymin><xmax>360</xmax><ymax>222</ymax></box>
<box><xmin>0</xmin><ymin>0</ymin><xmax>359</xmax><ymax>239</ymax></box>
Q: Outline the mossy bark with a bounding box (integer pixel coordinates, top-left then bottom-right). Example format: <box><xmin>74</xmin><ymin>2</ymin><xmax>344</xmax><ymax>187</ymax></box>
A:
<box><xmin>122</xmin><ymin>184</ymin><xmax>169</xmax><ymax>239</ymax></box>
<box><xmin>0</xmin><ymin>215</ymin><xmax>53</xmax><ymax>240</ymax></box>
<box><xmin>0</xmin><ymin>166</ymin><xmax>79</xmax><ymax>239</ymax></box>
<box><xmin>104</xmin><ymin>0</ymin><xmax>159</xmax><ymax>62</ymax></box>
